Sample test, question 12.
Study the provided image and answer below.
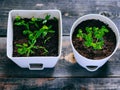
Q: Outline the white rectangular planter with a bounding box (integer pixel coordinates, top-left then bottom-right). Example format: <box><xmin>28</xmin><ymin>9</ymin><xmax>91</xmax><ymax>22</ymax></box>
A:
<box><xmin>7</xmin><ymin>10</ymin><xmax>62</xmax><ymax>70</ymax></box>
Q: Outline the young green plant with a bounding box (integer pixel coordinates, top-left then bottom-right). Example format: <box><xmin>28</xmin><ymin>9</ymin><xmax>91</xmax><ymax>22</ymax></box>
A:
<box><xmin>14</xmin><ymin>15</ymin><xmax>55</xmax><ymax>56</ymax></box>
<box><xmin>76</xmin><ymin>26</ymin><xmax>109</xmax><ymax>50</ymax></box>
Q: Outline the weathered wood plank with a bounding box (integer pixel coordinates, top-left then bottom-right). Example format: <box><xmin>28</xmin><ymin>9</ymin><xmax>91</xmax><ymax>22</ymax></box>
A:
<box><xmin>0</xmin><ymin>0</ymin><xmax>120</xmax><ymax>36</ymax></box>
<box><xmin>0</xmin><ymin>78</ymin><xmax>120</xmax><ymax>90</ymax></box>
<box><xmin>0</xmin><ymin>37</ymin><xmax>120</xmax><ymax>78</ymax></box>
<box><xmin>1</xmin><ymin>0</ymin><xmax>120</xmax><ymax>89</ymax></box>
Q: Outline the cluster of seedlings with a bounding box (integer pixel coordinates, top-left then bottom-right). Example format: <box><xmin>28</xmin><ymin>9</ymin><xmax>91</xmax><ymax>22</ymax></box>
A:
<box><xmin>13</xmin><ymin>15</ymin><xmax>58</xmax><ymax>57</ymax></box>
<box><xmin>76</xmin><ymin>26</ymin><xmax>109</xmax><ymax>50</ymax></box>
<box><xmin>72</xmin><ymin>19</ymin><xmax>116</xmax><ymax>59</ymax></box>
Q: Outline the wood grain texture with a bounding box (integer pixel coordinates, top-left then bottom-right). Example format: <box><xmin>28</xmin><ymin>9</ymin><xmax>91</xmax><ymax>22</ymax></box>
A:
<box><xmin>0</xmin><ymin>0</ymin><xmax>120</xmax><ymax>36</ymax></box>
<box><xmin>0</xmin><ymin>37</ymin><xmax>120</xmax><ymax>78</ymax></box>
<box><xmin>0</xmin><ymin>78</ymin><xmax>120</xmax><ymax>90</ymax></box>
<box><xmin>1</xmin><ymin>0</ymin><xmax>120</xmax><ymax>89</ymax></box>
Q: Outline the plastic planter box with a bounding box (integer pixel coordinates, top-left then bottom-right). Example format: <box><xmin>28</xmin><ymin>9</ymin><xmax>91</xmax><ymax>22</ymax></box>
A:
<box><xmin>7</xmin><ymin>10</ymin><xmax>62</xmax><ymax>70</ymax></box>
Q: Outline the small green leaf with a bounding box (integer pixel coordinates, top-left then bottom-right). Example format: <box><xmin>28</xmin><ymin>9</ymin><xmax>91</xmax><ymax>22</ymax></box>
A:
<box><xmin>42</xmin><ymin>25</ymin><xmax>48</xmax><ymax>30</ymax></box>
<box><xmin>49</xmin><ymin>30</ymin><xmax>55</xmax><ymax>33</ymax></box>
<box><xmin>36</xmin><ymin>30</ymin><xmax>42</xmax><ymax>38</ymax></box>
<box><xmin>53</xmin><ymin>17</ymin><xmax>57</xmax><ymax>21</ymax></box>
<box><xmin>14</xmin><ymin>22</ymin><xmax>23</xmax><ymax>26</ymax></box>
<box><xmin>48</xmin><ymin>25</ymin><xmax>52</xmax><ymax>29</ymax></box>
<box><xmin>101</xmin><ymin>26</ymin><xmax>109</xmax><ymax>33</ymax></box>
<box><xmin>33</xmin><ymin>46</ymin><xmax>38</xmax><ymax>49</ymax></box>
<box><xmin>42</xmin><ymin>20</ymin><xmax>47</xmax><ymax>24</ymax></box>
<box><xmin>29</xmin><ymin>34</ymin><xmax>34</xmax><ymax>40</ymax></box>
<box><xmin>35</xmin><ymin>23</ymin><xmax>39</xmax><ymax>28</ymax></box>
<box><xmin>15</xmin><ymin>16</ymin><xmax>21</xmax><ymax>21</ymax></box>
<box><xmin>14</xmin><ymin>20</ymin><xmax>25</xmax><ymax>26</ymax></box>
<box><xmin>45</xmin><ymin>14</ymin><xmax>51</xmax><ymax>20</ymax></box>
<box><xmin>30</xmin><ymin>50</ymin><xmax>35</xmax><ymax>54</ymax></box>
<box><xmin>39</xmin><ymin>46</ymin><xmax>48</xmax><ymax>55</ymax></box>
<box><xmin>17</xmin><ymin>48</ymin><xmax>25</xmax><ymax>55</ymax></box>
<box><xmin>28</xmin><ymin>41</ymin><xmax>32</xmax><ymax>45</ymax></box>
<box><xmin>44</xmin><ymin>37</ymin><xmax>51</xmax><ymax>44</ymax></box>
<box><xmin>16</xmin><ymin>44</ymin><xmax>23</xmax><ymax>48</ymax></box>
<box><xmin>42</xmin><ymin>31</ymin><xmax>47</xmax><ymax>38</ymax></box>
<box><xmin>31</xmin><ymin>17</ymin><xmax>37</xmax><ymax>22</ymax></box>
<box><xmin>93</xmin><ymin>27</ymin><xmax>99</xmax><ymax>32</ymax></box>
<box><xmin>84</xmin><ymin>41</ymin><xmax>91</xmax><ymax>47</ymax></box>
<box><xmin>23</xmin><ymin>30</ymin><xmax>31</xmax><ymax>35</ymax></box>
<box><xmin>23</xmin><ymin>43</ymin><xmax>28</xmax><ymax>47</ymax></box>
<box><xmin>76</xmin><ymin>29</ymin><xmax>83</xmax><ymax>38</ymax></box>
<box><xmin>86</xmin><ymin>27</ymin><xmax>92</xmax><ymax>33</ymax></box>
<box><xmin>76</xmin><ymin>34</ymin><xmax>80</xmax><ymax>38</ymax></box>
<box><xmin>42</xmin><ymin>15</ymin><xmax>51</xmax><ymax>24</ymax></box>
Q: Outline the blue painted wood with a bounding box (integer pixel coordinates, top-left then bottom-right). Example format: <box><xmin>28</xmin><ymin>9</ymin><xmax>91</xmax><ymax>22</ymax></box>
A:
<box><xmin>0</xmin><ymin>0</ymin><xmax>120</xmax><ymax>89</ymax></box>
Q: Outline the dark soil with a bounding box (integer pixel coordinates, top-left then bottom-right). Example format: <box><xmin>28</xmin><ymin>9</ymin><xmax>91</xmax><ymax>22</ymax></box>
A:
<box><xmin>13</xmin><ymin>18</ymin><xmax>59</xmax><ymax>57</ymax></box>
<box><xmin>72</xmin><ymin>19</ymin><xmax>116</xmax><ymax>60</ymax></box>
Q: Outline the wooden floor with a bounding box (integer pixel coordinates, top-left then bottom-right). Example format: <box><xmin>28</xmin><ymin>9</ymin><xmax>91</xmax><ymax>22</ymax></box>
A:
<box><xmin>1</xmin><ymin>0</ymin><xmax>120</xmax><ymax>90</ymax></box>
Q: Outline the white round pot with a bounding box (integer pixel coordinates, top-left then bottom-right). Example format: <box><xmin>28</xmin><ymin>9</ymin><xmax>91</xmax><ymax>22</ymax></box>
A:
<box><xmin>70</xmin><ymin>14</ymin><xmax>119</xmax><ymax>72</ymax></box>
<box><xmin>7</xmin><ymin>10</ymin><xmax>62</xmax><ymax>70</ymax></box>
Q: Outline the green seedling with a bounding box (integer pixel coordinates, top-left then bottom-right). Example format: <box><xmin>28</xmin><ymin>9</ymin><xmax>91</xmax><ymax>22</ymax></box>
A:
<box><xmin>15</xmin><ymin>16</ymin><xmax>21</xmax><ymax>21</ymax></box>
<box><xmin>14</xmin><ymin>15</ymin><xmax>55</xmax><ymax>56</ymax></box>
<box><xmin>16</xmin><ymin>43</ymin><xmax>36</xmax><ymax>56</ymax></box>
<box><xmin>16</xmin><ymin>42</ymin><xmax>48</xmax><ymax>56</ymax></box>
<box><xmin>76</xmin><ymin>26</ymin><xmax>109</xmax><ymax>50</ymax></box>
<box><xmin>14</xmin><ymin>16</ymin><xmax>29</xmax><ymax>30</ymax></box>
<box><xmin>30</xmin><ymin>17</ymin><xmax>42</xmax><ymax>28</ymax></box>
<box><xmin>42</xmin><ymin>14</ymin><xmax>51</xmax><ymax>24</ymax></box>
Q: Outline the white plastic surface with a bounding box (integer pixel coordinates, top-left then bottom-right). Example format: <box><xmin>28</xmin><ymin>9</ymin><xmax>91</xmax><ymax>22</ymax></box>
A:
<box><xmin>7</xmin><ymin>10</ymin><xmax>62</xmax><ymax>70</ymax></box>
<box><xmin>70</xmin><ymin>14</ymin><xmax>119</xmax><ymax>72</ymax></box>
